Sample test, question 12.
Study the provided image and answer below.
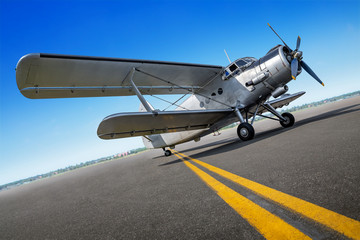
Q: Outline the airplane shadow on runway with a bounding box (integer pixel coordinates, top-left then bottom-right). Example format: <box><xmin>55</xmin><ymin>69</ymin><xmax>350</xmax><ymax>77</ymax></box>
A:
<box><xmin>158</xmin><ymin>103</ymin><xmax>360</xmax><ymax>166</ymax></box>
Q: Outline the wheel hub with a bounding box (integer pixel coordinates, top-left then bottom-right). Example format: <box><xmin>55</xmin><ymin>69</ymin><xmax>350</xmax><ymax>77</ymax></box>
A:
<box><xmin>240</xmin><ymin>128</ymin><xmax>249</xmax><ymax>137</ymax></box>
<box><xmin>283</xmin><ymin>116</ymin><xmax>290</xmax><ymax>124</ymax></box>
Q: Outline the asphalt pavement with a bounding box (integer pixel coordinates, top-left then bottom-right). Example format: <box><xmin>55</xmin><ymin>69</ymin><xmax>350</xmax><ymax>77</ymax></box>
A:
<box><xmin>0</xmin><ymin>96</ymin><xmax>359</xmax><ymax>240</ymax></box>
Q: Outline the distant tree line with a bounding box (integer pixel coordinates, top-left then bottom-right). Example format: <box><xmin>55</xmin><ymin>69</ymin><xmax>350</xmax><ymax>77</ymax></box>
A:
<box><xmin>0</xmin><ymin>147</ymin><xmax>147</xmax><ymax>191</ymax></box>
<box><xmin>279</xmin><ymin>90</ymin><xmax>360</xmax><ymax>114</ymax></box>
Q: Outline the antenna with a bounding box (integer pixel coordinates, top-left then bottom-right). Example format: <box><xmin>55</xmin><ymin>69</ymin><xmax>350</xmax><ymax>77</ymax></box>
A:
<box><xmin>224</xmin><ymin>49</ymin><xmax>231</xmax><ymax>63</ymax></box>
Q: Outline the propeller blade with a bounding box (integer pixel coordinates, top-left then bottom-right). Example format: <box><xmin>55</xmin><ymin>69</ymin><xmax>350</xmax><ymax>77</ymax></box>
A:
<box><xmin>300</xmin><ymin>61</ymin><xmax>325</xmax><ymax>86</ymax></box>
<box><xmin>296</xmin><ymin>36</ymin><xmax>301</xmax><ymax>51</ymax></box>
<box><xmin>291</xmin><ymin>58</ymin><xmax>299</xmax><ymax>80</ymax></box>
<box><xmin>267</xmin><ymin>23</ymin><xmax>292</xmax><ymax>51</ymax></box>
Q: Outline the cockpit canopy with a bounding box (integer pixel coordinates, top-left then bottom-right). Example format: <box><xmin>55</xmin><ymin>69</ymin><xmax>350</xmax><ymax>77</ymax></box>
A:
<box><xmin>222</xmin><ymin>57</ymin><xmax>257</xmax><ymax>80</ymax></box>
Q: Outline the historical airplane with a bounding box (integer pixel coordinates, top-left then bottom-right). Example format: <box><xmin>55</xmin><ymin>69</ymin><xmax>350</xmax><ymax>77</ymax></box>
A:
<box><xmin>16</xmin><ymin>24</ymin><xmax>324</xmax><ymax>156</ymax></box>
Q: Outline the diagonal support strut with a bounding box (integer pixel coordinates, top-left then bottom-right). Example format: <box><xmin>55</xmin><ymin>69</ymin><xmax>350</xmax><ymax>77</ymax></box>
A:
<box><xmin>129</xmin><ymin>68</ymin><xmax>157</xmax><ymax>115</ymax></box>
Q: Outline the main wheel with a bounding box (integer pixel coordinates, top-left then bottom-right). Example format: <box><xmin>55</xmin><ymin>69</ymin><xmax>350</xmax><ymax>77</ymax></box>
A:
<box><xmin>164</xmin><ymin>150</ymin><xmax>172</xmax><ymax>157</ymax></box>
<box><xmin>280</xmin><ymin>112</ymin><xmax>295</xmax><ymax>128</ymax></box>
<box><xmin>237</xmin><ymin>123</ymin><xmax>255</xmax><ymax>141</ymax></box>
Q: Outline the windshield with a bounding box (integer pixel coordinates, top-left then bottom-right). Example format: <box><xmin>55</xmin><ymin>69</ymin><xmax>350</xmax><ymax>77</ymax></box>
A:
<box><xmin>235</xmin><ymin>59</ymin><xmax>248</xmax><ymax>67</ymax></box>
<box><xmin>222</xmin><ymin>57</ymin><xmax>257</xmax><ymax>80</ymax></box>
<box><xmin>236</xmin><ymin>57</ymin><xmax>256</xmax><ymax>67</ymax></box>
<box><xmin>225</xmin><ymin>57</ymin><xmax>257</xmax><ymax>71</ymax></box>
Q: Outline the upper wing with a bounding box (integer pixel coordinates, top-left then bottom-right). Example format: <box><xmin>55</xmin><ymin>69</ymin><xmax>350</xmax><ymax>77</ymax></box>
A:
<box><xmin>97</xmin><ymin>109</ymin><xmax>233</xmax><ymax>139</ymax></box>
<box><xmin>16</xmin><ymin>53</ymin><xmax>223</xmax><ymax>99</ymax></box>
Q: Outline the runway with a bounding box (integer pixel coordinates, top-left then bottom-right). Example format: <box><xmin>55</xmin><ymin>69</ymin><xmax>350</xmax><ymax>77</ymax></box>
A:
<box><xmin>1</xmin><ymin>96</ymin><xmax>359</xmax><ymax>239</ymax></box>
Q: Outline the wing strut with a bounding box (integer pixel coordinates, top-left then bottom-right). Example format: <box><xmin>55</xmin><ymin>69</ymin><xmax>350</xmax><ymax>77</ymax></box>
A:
<box><xmin>128</xmin><ymin>68</ymin><xmax>158</xmax><ymax>115</ymax></box>
<box><xmin>136</xmin><ymin>68</ymin><xmax>232</xmax><ymax>108</ymax></box>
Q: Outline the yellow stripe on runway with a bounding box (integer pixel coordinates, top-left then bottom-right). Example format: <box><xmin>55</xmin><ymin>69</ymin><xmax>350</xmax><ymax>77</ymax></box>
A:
<box><xmin>172</xmin><ymin>152</ymin><xmax>310</xmax><ymax>240</ymax></box>
<box><xmin>174</xmin><ymin>151</ymin><xmax>360</xmax><ymax>240</ymax></box>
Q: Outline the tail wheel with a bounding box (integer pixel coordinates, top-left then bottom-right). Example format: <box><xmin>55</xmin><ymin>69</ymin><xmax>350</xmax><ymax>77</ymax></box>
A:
<box><xmin>237</xmin><ymin>123</ymin><xmax>255</xmax><ymax>141</ymax></box>
<box><xmin>280</xmin><ymin>112</ymin><xmax>295</xmax><ymax>128</ymax></box>
<box><xmin>164</xmin><ymin>150</ymin><xmax>172</xmax><ymax>157</ymax></box>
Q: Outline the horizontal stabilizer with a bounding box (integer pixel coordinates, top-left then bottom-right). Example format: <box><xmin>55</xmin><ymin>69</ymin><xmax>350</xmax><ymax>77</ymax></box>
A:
<box><xmin>267</xmin><ymin>91</ymin><xmax>305</xmax><ymax>110</ymax></box>
<box><xmin>97</xmin><ymin>109</ymin><xmax>233</xmax><ymax>139</ymax></box>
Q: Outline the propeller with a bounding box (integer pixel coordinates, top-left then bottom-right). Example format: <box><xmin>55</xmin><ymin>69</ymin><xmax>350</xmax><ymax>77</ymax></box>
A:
<box><xmin>267</xmin><ymin>23</ymin><xmax>324</xmax><ymax>86</ymax></box>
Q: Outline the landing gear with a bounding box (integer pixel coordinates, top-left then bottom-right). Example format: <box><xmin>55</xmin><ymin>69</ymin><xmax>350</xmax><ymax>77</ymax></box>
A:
<box><xmin>280</xmin><ymin>112</ymin><xmax>295</xmax><ymax>128</ymax></box>
<box><xmin>234</xmin><ymin>108</ymin><xmax>255</xmax><ymax>141</ymax></box>
<box><xmin>237</xmin><ymin>123</ymin><xmax>255</xmax><ymax>141</ymax></box>
<box><xmin>163</xmin><ymin>148</ymin><xmax>172</xmax><ymax>157</ymax></box>
<box><xmin>164</xmin><ymin>150</ymin><xmax>172</xmax><ymax>156</ymax></box>
<box><xmin>233</xmin><ymin>101</ymin><xmax>296</xmax><ymax>142</ymax></box>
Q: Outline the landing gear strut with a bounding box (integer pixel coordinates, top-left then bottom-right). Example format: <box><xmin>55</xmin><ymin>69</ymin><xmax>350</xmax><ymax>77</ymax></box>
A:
<box><xmin>262</xmin><ymin>104</ymin><xmax>296</xmax><ymax>128</ymax></box>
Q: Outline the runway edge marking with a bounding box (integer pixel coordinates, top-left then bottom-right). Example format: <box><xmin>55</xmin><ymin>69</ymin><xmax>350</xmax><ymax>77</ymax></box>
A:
<box><xmin>174</xmin><ymin>150</ymin><xmax>360</xmax><ymax>240</ymax></box>
<box><xmin>172</xmin><ymin>152</ymin><xmax>311</xmax><ymax>240</ymax></box>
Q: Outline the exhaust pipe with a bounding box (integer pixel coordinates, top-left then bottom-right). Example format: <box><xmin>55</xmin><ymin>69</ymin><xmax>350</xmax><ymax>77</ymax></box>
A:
<box><xmin>272</xmin><ymin>85</ymin><xmax>288</xmax><ymax>98</ymax></box>
<box><xmin>246</xmin><ymin>71</ymin><xmax>270</xmax><ymax>86</ymax></box>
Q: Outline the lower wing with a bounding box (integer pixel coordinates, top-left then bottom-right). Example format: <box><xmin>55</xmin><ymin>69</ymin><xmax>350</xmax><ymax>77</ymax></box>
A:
<box><xmin>97</xmin><ymin>109</ymin><xmax>233</xmax><ymax>139</ymax></box>
<box><xmin>98</xmin><ymin>91</ymin><xmax>305</xmax><ymax>140</ymax></box>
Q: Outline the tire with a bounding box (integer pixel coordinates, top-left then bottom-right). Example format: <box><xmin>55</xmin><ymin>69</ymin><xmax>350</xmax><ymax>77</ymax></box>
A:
<box><xmin>164</xmin><ymin>150</ymin><xmax>172</xmax><ymax>157</ymax></box>
<box><xmin>237</xmin><ymin>123</ymin><xmax>255</xmax><ymax>141</ymax></box>
<box><xmin>280</xmin><ymin>112</ymin><xmax>295</xmax><ymax>128</ymax></box>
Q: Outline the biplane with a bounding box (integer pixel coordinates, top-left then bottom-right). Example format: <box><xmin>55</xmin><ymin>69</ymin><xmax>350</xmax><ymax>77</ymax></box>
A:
<box><xmin>16</xmin><ymin>24</ymin><xmax>324</xmax><ymax>156</ymax></box>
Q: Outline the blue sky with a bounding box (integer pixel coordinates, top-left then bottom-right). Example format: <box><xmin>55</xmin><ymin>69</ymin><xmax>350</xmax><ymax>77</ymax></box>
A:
<box><xmin>0</xmin><ymin>0</ymin><xmax>359</xmax><ymax>185</ymax></box>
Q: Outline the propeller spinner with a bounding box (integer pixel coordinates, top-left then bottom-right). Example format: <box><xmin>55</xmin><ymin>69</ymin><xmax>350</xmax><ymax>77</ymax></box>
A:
<box><xmin>267</xmin><ymin>23</ymin><xmax>324</xmax><ymax>86</ymax></box>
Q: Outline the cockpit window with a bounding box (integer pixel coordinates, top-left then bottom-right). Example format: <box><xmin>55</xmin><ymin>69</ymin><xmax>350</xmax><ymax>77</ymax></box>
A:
<box><xmin>229</xmin><ymin>64</ymin><xmax>238</xmax><ymax>72</ymax></box>
<box><xmin>235</xmin><ymin>59</ymin><xmax>247</xmax><ymax>67</ymax></box>
<box><xmin>222</xmin><ymin>57</ymin><xmax>257</xmax><ymax>80</ymax></box>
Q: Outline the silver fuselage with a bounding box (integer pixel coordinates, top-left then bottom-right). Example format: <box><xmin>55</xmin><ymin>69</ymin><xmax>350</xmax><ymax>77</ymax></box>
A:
<box><xmin>143</xmin><ymin>45</ymin><xmax>297</xmax><ymax>148</ymax></box>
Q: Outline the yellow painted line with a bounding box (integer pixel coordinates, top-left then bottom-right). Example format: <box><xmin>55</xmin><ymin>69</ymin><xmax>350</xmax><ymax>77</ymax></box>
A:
<box><xmin>172</xmin><ymin>152</ymin><xmax>310</xmax><ymax>240</ymax></box>
<box><xmin>174</xmin><ymin>151</ymin><xmax>360</xmax><ymax>240</ymax></box>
